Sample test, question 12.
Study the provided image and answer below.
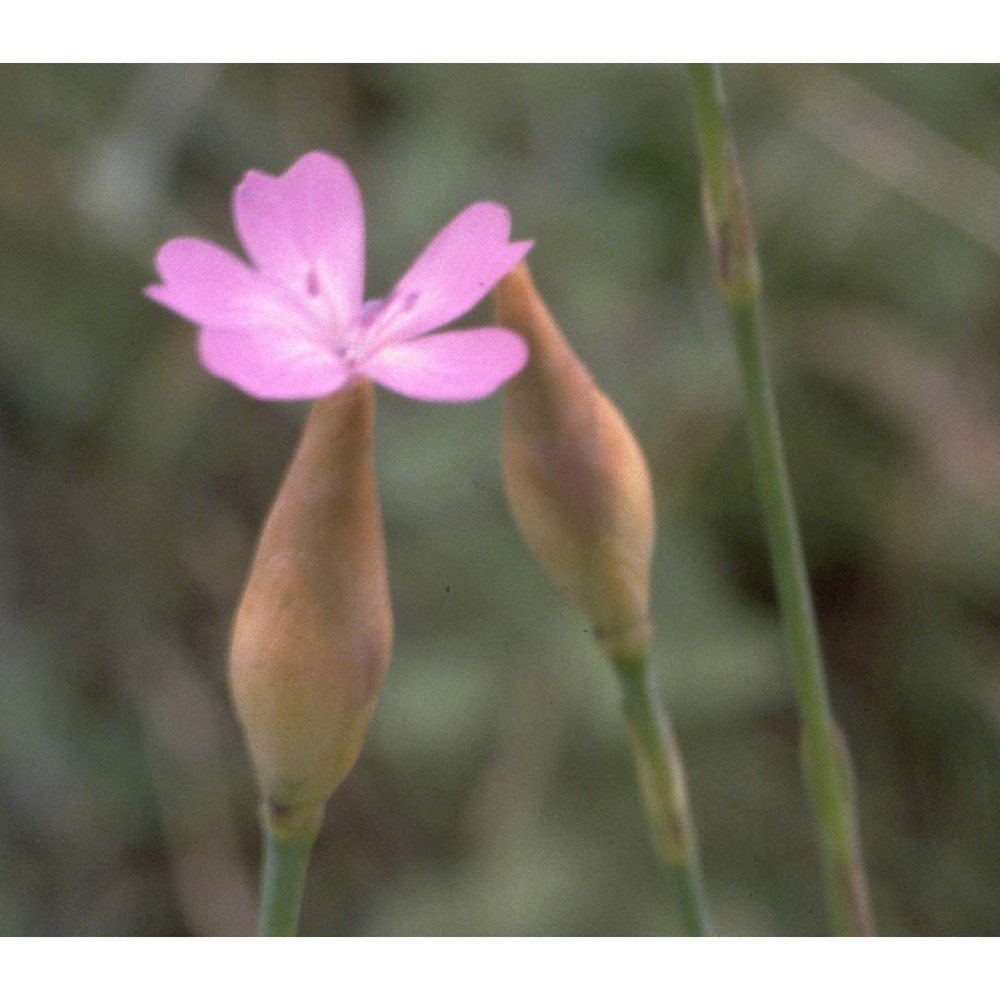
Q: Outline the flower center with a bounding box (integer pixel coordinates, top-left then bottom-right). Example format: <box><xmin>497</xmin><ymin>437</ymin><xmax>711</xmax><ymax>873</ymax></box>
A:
<box><xmin>341</xmin><ymin>288</ymin><xmax>422</xmax><ymax>364</ymax></box>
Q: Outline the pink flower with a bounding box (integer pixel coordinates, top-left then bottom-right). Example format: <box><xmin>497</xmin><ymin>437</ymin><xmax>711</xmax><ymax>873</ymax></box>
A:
<box><xmin>146</xmin><ymin>151</ymin><xmax>533</xmax><ymax>402</ymax></box>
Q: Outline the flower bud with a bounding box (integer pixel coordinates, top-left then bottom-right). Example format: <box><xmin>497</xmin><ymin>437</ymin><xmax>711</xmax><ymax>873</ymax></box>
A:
<box><xmin>228</xmin><ymin>377</ymin><xmax>393</xmax><ymax>834</ymax></box>
<box><xmin>495</xmin><ymin>263</ymin><xmax>655</xmax><ymax>662</ymax></box>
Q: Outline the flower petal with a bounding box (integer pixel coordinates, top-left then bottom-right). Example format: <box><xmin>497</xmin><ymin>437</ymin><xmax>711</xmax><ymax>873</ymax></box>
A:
<box><xmin>370</xmin><ymin>204</ymin><xmax>533</xmax><ymax>346</ymax></box>
<box><xmin>199</xmin><ymin>324</ymin><xmax>350</xmax><ymax>400</ymax></box>
<box><xmin>233</xmin><ymin>152</ymin><xmax>365</xmax><ymax>332</ymax></box>
<box><xmin>358</xmin><ymin>327</ymin><xmax>528</xmax><ymax>402</ymax></box>
<box><xmin>146</xmin><ymin>237</ymin><xmax>316</xmax><ymax>337</ymax></box>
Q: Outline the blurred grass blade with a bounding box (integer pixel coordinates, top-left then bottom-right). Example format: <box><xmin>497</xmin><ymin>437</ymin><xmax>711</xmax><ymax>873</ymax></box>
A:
<box><xmin>686</xmin><ymin>63</ymin><xmax>874</xmax><ymax>935</ymax></box>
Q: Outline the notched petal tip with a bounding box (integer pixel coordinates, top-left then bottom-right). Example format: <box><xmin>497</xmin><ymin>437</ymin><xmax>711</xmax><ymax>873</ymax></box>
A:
<box><xmin>289</xmin><ymin>149</ymin><xmax>352</xmax><ymax>175</ymax></box>
<box><xmin>458</xmin><ymin>201</ymin><xmax>512</xmax><ymax>236</ymax></box>
<box><xmin>236</xmin><ymin>151</ymin><xmax>350</xmax><ymax>189</ymax></box>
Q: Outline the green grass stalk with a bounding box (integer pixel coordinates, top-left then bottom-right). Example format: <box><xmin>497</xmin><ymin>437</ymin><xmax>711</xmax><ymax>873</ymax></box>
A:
<box><xmin>685</xmin><ymin>63</ymin><xmax>874</xmax><ymax>935</ymax></box>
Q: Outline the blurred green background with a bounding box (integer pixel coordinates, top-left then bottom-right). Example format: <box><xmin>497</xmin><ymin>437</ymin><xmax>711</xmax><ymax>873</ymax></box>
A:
<box><xmin>2</xmin><ymin>64</ymin><xmax>1000</xmax><ymax>935</ymax></box>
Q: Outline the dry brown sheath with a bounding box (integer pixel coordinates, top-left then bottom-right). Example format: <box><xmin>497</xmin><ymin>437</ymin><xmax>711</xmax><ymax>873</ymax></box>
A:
<box><xmin>228</xmin><ymin>377</ymin><xmax>392</xmax><ymax>832</ymax></box>
<box><xmin>496</xmin><ymin>263</ymin><xmax>655</xmax><ymax>662</ymax></box>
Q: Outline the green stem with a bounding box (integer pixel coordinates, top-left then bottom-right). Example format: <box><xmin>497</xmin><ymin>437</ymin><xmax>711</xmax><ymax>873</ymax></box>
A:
<box><xmin>258</xmin><ymin>807</ymin><xmax>319</xmax><ymax>936</ymax></box>
<box><xmin>685</xmin><ymin>63</ymin><xmax>874</xmax><ymax>936</ymax></box>
<box><xmin>612</xmin><ymin>653</ymin><xmax>712</xmax><ymax>936</ymax></box>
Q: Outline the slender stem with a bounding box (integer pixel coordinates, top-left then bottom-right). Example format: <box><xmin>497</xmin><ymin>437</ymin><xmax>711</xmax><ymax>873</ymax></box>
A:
<box><xmin>258</xmin><ymin>808</ymin><xmax>319</xmax><ymax>936</ymax></box>
<box><xmin>685</xmin><ymin>64</ymin><xmax>874</xmax><ymax>935</ymax></box>
<box><xmin>612</xmin><ymin>653</ymin><xmax>712</xmax><ymax>936</ymax></box>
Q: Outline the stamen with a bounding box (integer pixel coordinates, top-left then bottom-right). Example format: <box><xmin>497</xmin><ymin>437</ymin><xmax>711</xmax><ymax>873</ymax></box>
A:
<box><xmin>346</xmin><ymin>288</ymin><xmax>425</xmax><ymax>365</ymax></box>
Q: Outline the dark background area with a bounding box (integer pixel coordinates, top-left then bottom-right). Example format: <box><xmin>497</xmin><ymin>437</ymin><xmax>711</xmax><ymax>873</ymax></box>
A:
<box><xmin>2</xmin><ymin>64</ymin><xmax>1000</xmax><ymax>935</ymax></box>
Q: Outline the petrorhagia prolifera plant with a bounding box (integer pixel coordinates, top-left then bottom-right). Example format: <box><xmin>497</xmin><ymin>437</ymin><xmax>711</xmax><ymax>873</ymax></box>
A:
<box><xmin>147</xmin><ymin>151</ymin><xmax>532</xmax><ymax>934</ymax></box>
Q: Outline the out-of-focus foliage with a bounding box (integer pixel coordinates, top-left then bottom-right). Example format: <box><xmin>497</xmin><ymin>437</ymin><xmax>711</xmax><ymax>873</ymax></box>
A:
<box><xmin>2</xmin><ymin>64</ymin><xmax>1000</xmax><ymax>935</ymax></box>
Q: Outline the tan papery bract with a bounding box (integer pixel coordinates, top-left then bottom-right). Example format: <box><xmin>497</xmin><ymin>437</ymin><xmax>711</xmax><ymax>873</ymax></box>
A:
<box><xmin>228</xmin><ymin>378</ymin><xmax>392</xmax><ymax>834</ymax></box>
<box><xmin>496</xmin><ymin>263</ymin><xmax>655</xmax><ymax>662</ymax></box>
